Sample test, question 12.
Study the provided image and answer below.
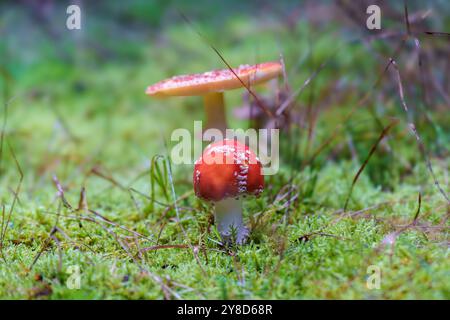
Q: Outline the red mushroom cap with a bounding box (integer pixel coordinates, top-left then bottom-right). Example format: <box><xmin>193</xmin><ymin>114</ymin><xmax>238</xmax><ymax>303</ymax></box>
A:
<box><xmin>194</xmin><ymin>139</ymin><xmax>264</xmax><ymax>202</ymax></box>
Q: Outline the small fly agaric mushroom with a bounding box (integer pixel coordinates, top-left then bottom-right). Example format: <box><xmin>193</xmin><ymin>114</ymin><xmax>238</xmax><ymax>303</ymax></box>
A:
<box><xmin>194</xmin><ymin>138</ymin><xmax>264</xmax><ymax>244</ymax></box>
<box><xmin>146</xmin><ymin>61</ymin><xmax>282</xmax><ymax>133</ymax></box>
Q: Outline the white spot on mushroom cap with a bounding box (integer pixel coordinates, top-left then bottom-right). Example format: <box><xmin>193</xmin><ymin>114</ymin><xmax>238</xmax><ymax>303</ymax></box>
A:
<box><xmin>148</xmin><ymin>64</ymin><xmax>254</xmax><ymax>93</ymax></box>
<box><xmin>195</xmin><ymin>170</ymin><xmax>201</xmax><ymax>184</ymax></box>
<box><xmin>194</xmin><ymin>156</ymin><xmax>203</xmax><ymax>165</ymax></box>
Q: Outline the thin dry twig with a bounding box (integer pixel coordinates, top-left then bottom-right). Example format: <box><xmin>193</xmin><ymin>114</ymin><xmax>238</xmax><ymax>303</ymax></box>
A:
<box><xmin>343</xmin><ymin>119</ymin><xmax>399</xmax><ymax>210</ymax></box>
<box><xmin>391</xmin><ymin>59</ymin><xmax>450</xmax><ymax>204</ymax></box>
<box><xmin>0</xmin><ymin>141</ymin><xmax>24</xmax><ymax>263</ymax></box>
<box><xmin>178</xmin><ymin>11</ymin><xmax>274</xmax><ymax>119</ymax></box>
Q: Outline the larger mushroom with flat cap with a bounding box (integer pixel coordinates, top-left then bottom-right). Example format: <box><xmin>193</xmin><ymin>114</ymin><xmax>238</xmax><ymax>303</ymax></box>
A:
<box><xmin>146</xmin><ymin>61</ymin><xmax>282</xmax><ymax>133</ymax></box>
<box><xmin>194</xmin><ymin>138</ymin><xmax>264</xmax><ymax>244</ymax></box>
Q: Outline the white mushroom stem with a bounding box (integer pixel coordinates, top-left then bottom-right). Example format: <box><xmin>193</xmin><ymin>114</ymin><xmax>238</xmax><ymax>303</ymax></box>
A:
<box><xmin>203</xmin><ymin>92</ymin><xmax>227</xmax><ymax>134</ymax></box>
<box><xmin>214</xmin><ymin>197</ymin><xmax>249</xmax><ymax>245</ymax></box>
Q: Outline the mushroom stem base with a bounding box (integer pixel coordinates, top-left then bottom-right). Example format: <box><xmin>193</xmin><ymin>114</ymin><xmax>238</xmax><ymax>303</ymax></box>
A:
<box><xmin>214</xmin><ymin>198</ymin><xmax>248</xmax><ymax>245</ymax></box>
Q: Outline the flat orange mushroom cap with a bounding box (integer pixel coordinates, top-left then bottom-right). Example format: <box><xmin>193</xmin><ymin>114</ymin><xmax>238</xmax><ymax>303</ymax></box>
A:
<box><xmin>146</xmin><ymin>61</ymin><xmax>282</xmax><ymax>97</ymax></box>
